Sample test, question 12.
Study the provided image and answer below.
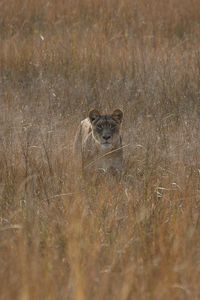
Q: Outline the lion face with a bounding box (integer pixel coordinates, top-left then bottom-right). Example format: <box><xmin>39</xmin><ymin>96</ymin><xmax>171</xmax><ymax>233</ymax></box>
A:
<box><xmin>89</xmin><ymin>109</ymin><xmax>123</xmax><ymax>150</ymax></box>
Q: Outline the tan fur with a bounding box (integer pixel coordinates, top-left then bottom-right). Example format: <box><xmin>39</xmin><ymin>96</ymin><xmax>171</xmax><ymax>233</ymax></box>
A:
<box><xmin>73</xmin><ymin>109</ymin><xmax>123</xmax><ymax>178</ymax></box>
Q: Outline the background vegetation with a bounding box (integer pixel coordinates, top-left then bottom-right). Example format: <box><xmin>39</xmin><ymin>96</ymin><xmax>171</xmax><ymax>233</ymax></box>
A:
<box><xmin>0</xmin><ymin>0</ymin><xmax>200</xmax><ymax>299</ymax></box>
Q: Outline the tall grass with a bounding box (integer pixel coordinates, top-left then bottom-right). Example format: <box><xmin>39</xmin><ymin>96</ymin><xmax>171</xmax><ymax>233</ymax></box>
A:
<box><xmin>0</xmin><ymin>0</ymin><xmax>200</xmax><ymax>299</ymax></box>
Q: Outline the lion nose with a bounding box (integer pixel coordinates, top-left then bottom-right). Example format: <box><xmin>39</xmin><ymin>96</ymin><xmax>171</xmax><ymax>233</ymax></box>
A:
<box><xmin>103</xmin><ymin>135</ymin><xmax>111</xmax><ymax>140</ymax></box>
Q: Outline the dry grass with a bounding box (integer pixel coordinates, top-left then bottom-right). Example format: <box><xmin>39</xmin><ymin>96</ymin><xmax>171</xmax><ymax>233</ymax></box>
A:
<box><xmin>0</xmin><ymin>1</ymin><xmax>200</xmax><ymax>299</ymax></box>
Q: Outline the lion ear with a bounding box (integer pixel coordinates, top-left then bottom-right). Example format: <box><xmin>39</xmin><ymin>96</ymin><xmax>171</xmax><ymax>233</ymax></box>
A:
<box><xmin>112</xmin><ymin>109</ymin><xmax>123</xmax><ymax>124</ymax></box>
<box><xmin>89</xmin><ymin>109</ymin><xmax>101</xmax><ymax>122</ymax></box>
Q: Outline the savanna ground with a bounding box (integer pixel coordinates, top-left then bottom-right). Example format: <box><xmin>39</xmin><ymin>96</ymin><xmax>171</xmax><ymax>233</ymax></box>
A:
<box><xmin>0</xmin><ymin>1</ymin><xmax>200</xmax><ymax>299</ymax></box>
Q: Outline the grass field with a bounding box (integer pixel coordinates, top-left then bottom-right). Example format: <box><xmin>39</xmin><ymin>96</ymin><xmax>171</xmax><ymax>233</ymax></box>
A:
<box><xmin>0</xmin><ymin>1</ymin><xmax>200</xmax><ymax>299</ymax></box>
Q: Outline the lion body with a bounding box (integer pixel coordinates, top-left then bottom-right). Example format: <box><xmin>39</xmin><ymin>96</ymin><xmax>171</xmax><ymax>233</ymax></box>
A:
<box><xmin>73</xmin><ymin>110</ymin><xmax>123</xmax><ymax>178</ymax></box>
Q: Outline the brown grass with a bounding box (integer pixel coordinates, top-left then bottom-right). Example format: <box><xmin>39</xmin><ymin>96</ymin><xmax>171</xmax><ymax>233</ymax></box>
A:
<box><xmin>0</xmin><ymin>1</ymin><xmax>200</xmax><ymax>299</ymax></box>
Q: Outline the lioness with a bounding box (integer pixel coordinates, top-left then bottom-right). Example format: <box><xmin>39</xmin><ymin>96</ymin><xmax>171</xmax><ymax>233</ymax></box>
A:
<box><xmin>73</xmin><ymin>109</ymin><xmax>123</xmax><ymax>179</ymax></box>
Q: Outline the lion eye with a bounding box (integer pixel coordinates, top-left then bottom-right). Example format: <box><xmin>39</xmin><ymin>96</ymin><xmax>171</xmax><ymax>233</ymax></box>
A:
<box><xmin>97</xmin><ymin>124</ymin><xmax>103</xmax><ymax>130</ymax></box>
<box><xmin>110</xmin><ymin>124</ymin><xmax>116</xmax><ymax>129</ymax></box>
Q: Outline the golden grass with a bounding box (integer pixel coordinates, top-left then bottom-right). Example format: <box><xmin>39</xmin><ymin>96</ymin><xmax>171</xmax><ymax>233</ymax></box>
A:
<box><xmin>0</xmin><ymin>0</ymin><xmax>200</xmax><ymax>299</ymax></box>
